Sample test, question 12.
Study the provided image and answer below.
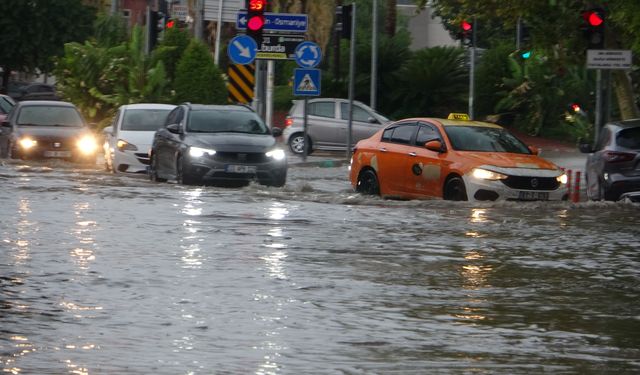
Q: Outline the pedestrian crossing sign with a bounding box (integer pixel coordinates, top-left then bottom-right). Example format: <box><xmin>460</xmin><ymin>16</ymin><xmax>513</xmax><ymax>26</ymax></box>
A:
<box><xmin>293</xmin><ymin>68</ymin><xmax>321</xmax><ymax>96</ymax></box>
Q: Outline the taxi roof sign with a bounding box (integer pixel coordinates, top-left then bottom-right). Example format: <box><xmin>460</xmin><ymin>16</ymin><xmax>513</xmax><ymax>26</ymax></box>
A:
<box><xmin>447</xmin><ymin>113</ymin><xmax>470</xmax><ymax>120</ymax></box>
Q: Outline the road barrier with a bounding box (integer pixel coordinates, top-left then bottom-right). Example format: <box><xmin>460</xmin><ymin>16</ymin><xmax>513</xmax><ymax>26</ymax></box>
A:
<box><xmin>562</xmin><ymin>168</ymin><xmax>582</xmax><ymax>202</ymax></box>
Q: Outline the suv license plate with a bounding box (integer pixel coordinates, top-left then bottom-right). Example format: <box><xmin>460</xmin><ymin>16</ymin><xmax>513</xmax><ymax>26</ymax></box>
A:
<box><xmin>225</xmin><ymin>165</ymin><xmax>257</xmax><ymax>173</ymax></box>
<box><xmin>44</xmin><ymin>151</ymin><xmax>72</xmax><ymax>158</ymax></box>
<box><xmin>518</xmin><ymin>191</ymin><xmax>549</xmax><ymax>201</ymax></box>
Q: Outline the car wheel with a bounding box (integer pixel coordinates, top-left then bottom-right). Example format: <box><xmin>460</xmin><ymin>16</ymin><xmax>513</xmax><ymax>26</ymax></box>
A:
<box><xmin>288</xmin><ymin>133</ymin><xmax>313</xmax><ymax>155</ymax></box>
<box><xmin>262</xmin><ymin>170</ymin><xmax>287</xmax><ymax>187</ymax></box>
<box><xmin>443</xmin><ymin>176</ymin><xmax>468</xmax><ymax>201</ymax></box>
<box><xmin>149</xmin><ymin>154</ymin><xmax>167</xmax><ymax>182</ymax></box>
<box><xmin>176</xmin><ymin>155</ymin><xmax>198</xmax><ymax>185</ymax></box>
<box><xmin>356</xmin><ymin>169</ymin><xmax>380</xmax><ymax>196</ymax></box>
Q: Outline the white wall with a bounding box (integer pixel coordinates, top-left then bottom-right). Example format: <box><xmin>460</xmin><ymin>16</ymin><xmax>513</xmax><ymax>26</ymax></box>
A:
<box><xmin>397</xmin><ymin>4</ymin><xmax>458</xmax><ymax>50</ymax></box>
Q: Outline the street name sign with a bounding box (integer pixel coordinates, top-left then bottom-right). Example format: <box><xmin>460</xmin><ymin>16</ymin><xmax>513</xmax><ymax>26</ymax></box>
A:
<box><xmin>204</xmin><ymin>0</ymin><xmax>243</xmax><ymax>22</ymax></box>
<box><xmin>236</xmin><ymin>12</ymin><xmax>308</xmax><ymax>33</ymax></box>
<box><xmin>256</xmin><ymin>34</ymin><xmax>306</xmax><ymax>60</ymax></box>
<box><xmin>293</xmin><ymin>68</ymin><xmax>321</xmax><ymax>96</ymax></box>
<box><xmin>227</xmin><ymin>35</ymin><xmax>257</xmax><ymax>65</ymax></box>
<box><xmin>587</xmin><ymin>49</ymin><xmax>632</xmax><ymax>70</ymax></box>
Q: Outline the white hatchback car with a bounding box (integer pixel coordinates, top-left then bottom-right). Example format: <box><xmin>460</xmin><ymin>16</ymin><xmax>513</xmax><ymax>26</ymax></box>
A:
<box><xmin>103</xmin><ymin>103</ymin><xmax>176</xmax><ymax>173</ymax></box>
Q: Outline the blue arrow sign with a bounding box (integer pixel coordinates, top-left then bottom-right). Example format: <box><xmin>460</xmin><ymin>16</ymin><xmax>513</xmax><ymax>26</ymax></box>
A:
<box><xmin>227</xmin><ymin>35</ymin><xmax>257</xmax><ymax>65</ymax></box>
<box><xmin>236</xmin><ymin>12</ymin><xmax>308</xmax><ymax>33</ymax></box>
<box><xmin>293</xmin><ymin>68</ymin><xmax>321</xmax><ymax>96</ymax></box>
<box><xmin>294</xmin><ymin>41</ymin><xmax>322</xmax><ymax>68</ymax></box>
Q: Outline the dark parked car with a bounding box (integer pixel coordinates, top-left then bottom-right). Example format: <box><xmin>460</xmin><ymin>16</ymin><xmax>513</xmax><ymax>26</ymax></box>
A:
<box><xmin>579</xmin><ymin>119</ymin><xmax>640</xmax><ymax>201</ymax></box>
<box><xmin>0</xmin><ymin>94</ymin><xmax>16</xmax><ymax>122</ymax></box>
<box><xmin>149</xmin><ymin>103</ymin><xmax>287</xmax><ymax>186</ymax></box>
<box><xmin>0</xmin><ymin>100</ymin><xmax>98</xmax><ymax>163</ymax></box>
<box><xmin>11</xmin><ymin>83</ymin><xmax>60</xmax><ymax>101</ymax></box>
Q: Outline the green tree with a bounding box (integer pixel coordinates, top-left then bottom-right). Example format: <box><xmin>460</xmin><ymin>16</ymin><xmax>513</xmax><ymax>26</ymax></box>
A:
<box><xmin>393</xmin><ymin>46</ymin><xmax>468</xmax><ymax>118</ymax></box>
<box><xmin>174</xmin><ymin>40</ymin><xmax>227</xmax><ymax>104</ymax></box>
<box><xmin>151</xmin><ymin>27</ymin><xmax>191</xmax><ymax>83</ymax></box>
<box><xmin>0</xmin><ymin>0</ymin><xmax>95</xmax><ymax>92</ymax></box>
<box><xmin>55</xmin><ymin>26</ymin><xmax>171</xmax><ymax>126</ymax></box>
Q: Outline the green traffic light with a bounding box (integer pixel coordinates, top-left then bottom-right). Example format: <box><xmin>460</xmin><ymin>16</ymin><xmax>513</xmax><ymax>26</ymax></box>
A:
<box><xmin>521</xmin><ymin>51</ymin><xmax>532</xmax><ymax>59</ymax></box>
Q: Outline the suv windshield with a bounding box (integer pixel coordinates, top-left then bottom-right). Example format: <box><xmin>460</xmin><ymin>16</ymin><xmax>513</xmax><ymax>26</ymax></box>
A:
<box><xmin>122</xmin><ymin>108</ymin><xmax>172</xmax><ymax>131</ymax></box>
<box><xmin>445</xmin><ymin>125</ymin><xmax>530</xmax><ymax>154</ymax></box>
<box><xmin>17</xmin><ymin>105</ymin><xmax>84</xmax><ymax>127</ymax></box>
<box><xmin>187</xmin><ymin>109</ymin><xmax>269</xmax><ymax>134</ymax></box>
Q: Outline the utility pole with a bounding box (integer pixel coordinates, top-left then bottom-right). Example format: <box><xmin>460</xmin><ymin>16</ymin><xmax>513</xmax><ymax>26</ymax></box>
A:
<box><xmin>347</xmin><ymin>2</ymin><xmax>356</xmax><ymax>159</ymax></box>
<box><xmin>370</xmin><ymin>0</ymin><xmax>378</xmax><ymax>110</ymax></box>
<box><xmin>110</xmin><ymin>0</ymin><xmax>118</xmax><ymax>15</ymax></box>
<box><xmin>468</xmin><ymin>16</ymin><xmax>477</xmax><ymax>120</ymax></box>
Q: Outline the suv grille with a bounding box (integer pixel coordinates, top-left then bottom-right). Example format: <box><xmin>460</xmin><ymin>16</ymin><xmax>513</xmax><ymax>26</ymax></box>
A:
<box><xmin>501</xmin><ymin>176</ymin><xmax>559</xmax><ymax>190</ymax></box>
<box><xmin>214</xmin><ymin>152</ymin><xmax>267</xmax><ymax>163</ymax></box>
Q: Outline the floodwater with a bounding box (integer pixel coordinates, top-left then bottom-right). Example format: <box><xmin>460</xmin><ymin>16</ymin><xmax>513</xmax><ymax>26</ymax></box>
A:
<box><xmin>0</xmin><ymin>158</ymin><xmax>639</xmax><ymax>374</ymax></box>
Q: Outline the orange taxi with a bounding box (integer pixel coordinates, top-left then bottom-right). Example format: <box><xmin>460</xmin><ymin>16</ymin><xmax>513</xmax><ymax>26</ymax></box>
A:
<box><xmin>349</xmin><ymin>114</ymin><xmax>569</xmax><ymax>201</ymax></box>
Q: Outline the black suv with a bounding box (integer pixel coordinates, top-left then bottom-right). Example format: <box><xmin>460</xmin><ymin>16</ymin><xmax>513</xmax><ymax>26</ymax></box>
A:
<box><xmin>148</xmin><ymin>103</ymin><xmax>287</xmax><ymax>187</ymax></box>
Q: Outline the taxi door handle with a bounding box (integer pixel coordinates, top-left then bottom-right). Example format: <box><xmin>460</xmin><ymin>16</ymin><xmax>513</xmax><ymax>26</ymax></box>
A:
<box><xmin>379</xmin><ymin>147</ymin><xmax>387</xmax><ymax>152</ymax></box>
<box><xmin>408</xmin><ymin>152</ymin><xmax>417</xmax><ymax>157</ymax></box>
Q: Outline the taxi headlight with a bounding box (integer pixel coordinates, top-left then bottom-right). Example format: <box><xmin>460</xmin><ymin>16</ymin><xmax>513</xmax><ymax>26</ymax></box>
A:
<box><xmin>77</xmin><ymin>135</ymin><xmax>98</xmax><ymax>155</ymax></box>
<box><xmin>266</xmin><ymin>148</ymin><xmax>286</xmax><ymax>161</ymax></box>
<box><xmin>472</xmin><ymin>168</ymin><xmax>508</xmax><ymax>180</ymax></box>
<box><xmin>117</xmin><ymin>139</ymin><xmax>138</xmax><ymax>152</ymax></box>
<box><xmin>18</xmin><ymin>137</ymin><xmax>37</xmax><ymax>150</ymax></box>
<box><xmin>557</xmin><ymin>173</ymin><xmax>568</xmax><ymax>185</ymax></box>
<box><xmin>189</xmin><ymin>146</ymin><xmax>216</xmax><ymax>158</ymax></box>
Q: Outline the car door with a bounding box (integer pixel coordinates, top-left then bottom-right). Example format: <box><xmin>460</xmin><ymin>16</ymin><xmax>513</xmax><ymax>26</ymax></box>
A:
<box><xmin>306</xmin><ymin>100</ymin><xmax>341</xmax><ymax>149</ymax></box>
<box><xmin>406</xmin><ymin>122</ymin><xmax>447</xmax><ymax>198</ymax></box>
<box><xmin>376</xmin><ymin>122</ymin><xmax>418</xmax><ymax>195</ymax></box>
<box><xmin>155</xmin><ymin>107</ymin><xmax>184</xmax><ymax>178</ymax></box>
<box><xmin>340</xmin><ymin>102</ymin><xmax>384</xmax><ymax>147</ymax></box>
<box><xmin>585</xmin><ymin>126</ymin><xmax>611</xmax><ymax>197</ymax></box>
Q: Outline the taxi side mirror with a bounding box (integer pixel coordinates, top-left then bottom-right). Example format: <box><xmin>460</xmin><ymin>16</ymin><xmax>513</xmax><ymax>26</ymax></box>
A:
<box><xmin>528</xmin><ymin>145</ymin><xmax>540</xmax><ymax>155</ymax></box>
<box><xmin>425</xmin><ymin>140</ymin><xmax>445</xmax><ymax>153</ymax></box>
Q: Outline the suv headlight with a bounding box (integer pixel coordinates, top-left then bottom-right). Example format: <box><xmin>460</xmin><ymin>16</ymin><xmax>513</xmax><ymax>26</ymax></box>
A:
<box><xmin>266</xmin><ymin>148</ymin><xmax>286</xmax><ymax>161</ymax></box>
<box><xmin>18</xmin><ymin>137</ymin><xmax>37</xmax><ymax>149</ymax></box>
<box><xmin>472</xmin><ymin>168</ymin><xmax>507</xmax><ymax>180</ymax></box>
<box><xmin>77</xmin><ymin>135</ymin><xmax>98</xmax><ymax>155</ymax></box>
<box><xmin>189</xmin><ymin>146</ymin><xmax>216</xmax><ymax>158</ymax></box>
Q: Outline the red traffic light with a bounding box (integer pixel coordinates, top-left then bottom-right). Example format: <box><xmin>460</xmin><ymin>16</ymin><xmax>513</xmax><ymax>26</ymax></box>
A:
<box><xmin>570</xmin><ymin>103</ymin><xmax>581</xmax><ymax>113</ymax></box>
<box><xmin>166</xmin><ymin>19</ymin><xmax>175</xmax><ymax>29</ymax></box>
<box><xmin>461</xmin><ymin>20</ymin><xmax>472</xmax><ymax>31</ymax></box>
<box><xmin>583</xmin><ymin>9</ymin><xmax>604</xmax><ymax>27</ymax></box>
<box><xmin>247</xmin><ymin>15</ymin><xmax>264</xmax><ymax>31</ymax></box>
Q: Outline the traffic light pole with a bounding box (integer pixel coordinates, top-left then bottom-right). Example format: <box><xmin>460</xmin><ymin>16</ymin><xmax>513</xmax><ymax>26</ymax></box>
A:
<box><xmin>468</xmin><ymin>17</ymin><xmax>477</xmax><ymax>120</ymax></box>
<box><xmin>594</xmin><ymin>69</ymin><xmax>603</xmax><ymax>144</ymax></box>
<box><xmin>346</xmin><ymin>2</ymin><xmax>357</xmax><ymax>159</ymax></box>
<box><xmin>370</xmin><ymin>0</ymin><xmax>378</xmax><ymax>110</ymax></box>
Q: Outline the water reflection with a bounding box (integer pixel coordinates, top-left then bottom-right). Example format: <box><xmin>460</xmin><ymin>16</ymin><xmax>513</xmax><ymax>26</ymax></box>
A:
<box><xmin>70</xmin><ymin>203</ymin><xmax>96</xmax><ymax>270</ymax></box>
<box><xmin>180</xmin><ymin>189</ymin><xmax>205</xmax><ymax>269</ymax></box>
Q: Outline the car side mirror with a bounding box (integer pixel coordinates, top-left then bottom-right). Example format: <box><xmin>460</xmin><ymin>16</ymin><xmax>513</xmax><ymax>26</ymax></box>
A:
<box><xmin>271</xmin><ymin>127</ymin><xmax>283</xmax><ymax>137</ymax></box>
<box><xmin>528</xmin><ymin>145</ymin><xmax>540</xmax><ymax>155</ymax></box>
<box><xmin>579</xmin><ymin>143</ymin><xmax>593</xmax><ymax>153</ymax></box>
<box><xmin>368</xmin><ymin>117</ymin><xmax>378</xmax><ymax>124</ymax></box>
<box><xmin>166</xmin><ymin>123</ymin><xmax>182</xmax><ymax>134</ymax></box>
<box><xmin>425</xmin><ymin>140</ymin><xmax>445</xmax><ymax>153</ymax></box>
<box><xmin>102</xmin><ymin>125</ymin><xmax>113</xmax><ymax>136</ymax></box>
<box><xmin>1</xmin><ymin>120</ymin><xmax>10</xmax><ymax>128</ymax></box>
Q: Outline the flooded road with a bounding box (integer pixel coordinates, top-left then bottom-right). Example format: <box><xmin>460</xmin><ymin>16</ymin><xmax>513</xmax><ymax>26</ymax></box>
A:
<box><xmin>0</xmin><ymin>158</ymin><xmax>639</xmax><ymax>374</ymax></box>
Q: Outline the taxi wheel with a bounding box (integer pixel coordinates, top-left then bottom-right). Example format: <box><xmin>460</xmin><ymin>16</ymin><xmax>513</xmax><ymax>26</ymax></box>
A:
<box><xmin>443</xmin><ymin>176</ymin><xmax>468</xmax><ymax>201</ymax></box>
<box><xmin>356</xmin><ymin>169</ymin><xmax>380</xmax><ymax>196</ymax></box>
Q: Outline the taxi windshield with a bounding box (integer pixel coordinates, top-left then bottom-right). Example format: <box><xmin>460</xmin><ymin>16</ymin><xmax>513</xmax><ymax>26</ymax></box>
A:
<box><xmin>445</xmin><ymin>125</ymin><xmax>531</xmax><ymax>154</ymax></box>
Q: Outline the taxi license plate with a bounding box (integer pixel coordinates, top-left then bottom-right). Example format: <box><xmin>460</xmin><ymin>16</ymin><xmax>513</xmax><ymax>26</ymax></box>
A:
<box><xmin>225</xmin><ymin>164</ymin><xmax>256</xmax><ymax>173</ymax></box>
<box><xmin>518</xmin><ymin>191</ymin><xmax>549</xmax><ymax>200</ymax></box>
<box><xmin>44</xmin><ymin>151</ymin><xmax>72</xmax><ymax>158</ymax></box>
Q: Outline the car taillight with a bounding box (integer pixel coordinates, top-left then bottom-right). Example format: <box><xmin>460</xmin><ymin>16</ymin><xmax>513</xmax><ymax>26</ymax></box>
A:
<box><xmin>285</xmin><ymin>117</ymin><xmax>293</xmax><ymax>127</ymax></box>
<box><xmin>603</xmin><ymin>151</ymin><xmax>637</xmax><ymax>163</ymax></box>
